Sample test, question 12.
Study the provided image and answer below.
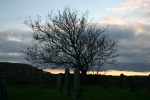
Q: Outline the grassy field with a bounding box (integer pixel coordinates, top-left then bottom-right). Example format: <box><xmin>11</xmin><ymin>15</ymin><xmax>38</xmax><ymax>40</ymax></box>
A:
<box><xmin>7</xmin><ymin>84</ymin><xmax>150</xmax><ymax>100</ymax></box>
<box><xmin>8</xmin><ymin>84</ymin><xmax>70</xmax><ymax>100</ymax></box>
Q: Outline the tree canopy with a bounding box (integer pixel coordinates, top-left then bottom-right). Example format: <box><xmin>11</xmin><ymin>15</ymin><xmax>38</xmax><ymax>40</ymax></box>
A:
<box><xmin>23</xmin><ymin>7</ymin><xmax>119</xmax><ymax>75</ymax></box>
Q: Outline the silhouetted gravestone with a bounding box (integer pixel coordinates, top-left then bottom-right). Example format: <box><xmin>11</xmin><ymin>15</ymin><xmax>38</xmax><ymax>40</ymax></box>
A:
<box><xmin>127</xmin><ymin>76</ymin><xmax>137</xmax><ymax>92</ymax></box>
<box><xmin>72</xmin><ymin>68</ymin><xmax>82</xmax><ymax>100</ymax></box>
<box><xmin>0</xmin><ymin>73</ymin><xmax>2</xmax><ymax>100</ymax></box>
<box><xmin>64</xmin><ymin>68</ymin><xmax>71</xmax><ymax>96</ymax></box>
<box><xmin>119</xmin><ymin>73</ymin><xmax>125</xmax><ymax>88</ymax></box>
<box><xmin>0</xmin><ymin>73</ymin><xmax>9</xmax><ymax>100</ymax></box>
<box><xmin>2</xmin><ymin>80</ymin><xmax>9</xmax><ymax>100</ymax></box>
<box><xmin>57</xmin><ymin>74</ymin><xmax>62</xmax><ymax>92</ymax></box>
<box><xmin>148</xmin><ymin>74</ymin><xmax>150</xmax><ymax>92</ymax></box>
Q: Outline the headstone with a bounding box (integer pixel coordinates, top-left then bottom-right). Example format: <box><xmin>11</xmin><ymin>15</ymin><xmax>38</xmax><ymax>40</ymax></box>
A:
<box><xmin>57</xmin><ymin>74</ymin><xmax>62</xmax><ymax>92</ymax></box>
<box><xmin>119</xmin><ymin>73</ymin><xmax>125</xmax><ymax>88</ymax></box>
<box><xmin>64</xmin><ymin>68</ymin><xmax>71</xmax><ymax>96</ymax></box>
<box><xmin>72</xmin><ymin>68</ymin><xmax>82</xmax><ymax>100</ymax></box>
<box><xmin>148</xmin><ymin>74</ymin><xmax>150</xmax><ymax>92</ymax></box>
<box><xmin>0</xmin><ymin>73</ymin><xmax>9</xmax><ymax>100</ymax></box>
<box><xmin>2</xmin><ymin>80</ymin><xmax>9</xmax><ymax>100</ymax></box>
<box><xmin>0</xmin><ymin>73</ymin><xmax>3</xmax><ymax>100</ymax></box>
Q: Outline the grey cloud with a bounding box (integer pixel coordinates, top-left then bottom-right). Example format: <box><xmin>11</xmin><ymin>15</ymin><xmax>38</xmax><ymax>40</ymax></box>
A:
<box><xmin>0</xmin><ymin>41</ymin><xmax>29</xmax><ymax>53</ymax></box>
<box><xmin>104</xmin><ymin>24</ymin><xmax>150</xmax><ymax>72</ymax></box>
<box><xmin>101</xmin><ymin>0</ymin><xmax>150</xmax><ymax>72</ymax></box>
<box><xmin>0</xmin><ymin>53</ymin><xmax>23</xmax><ymax>63</ymax></box>
<box><xmin>0</xmin><ymin>29</ymin><xmax>33</xmax><ymax>62</ymax></box>
<box><xmin>0</xmin><ymin>29</ymin><xmax>33</xmax><ymax>43</ymax></box>
<box><xmin>105</xmin><ymin>62</ymin><xmax>150</xmax><ymax>72</ymax></box>
<box><xmin>1</xmin><ymin>25</ymin><xmax>150</xmax><ymax>72</ymax></box>
<box><xmin>107</xmin><ymin>25</ymin><xmax>135</xmax><ymax>41</ymax></box>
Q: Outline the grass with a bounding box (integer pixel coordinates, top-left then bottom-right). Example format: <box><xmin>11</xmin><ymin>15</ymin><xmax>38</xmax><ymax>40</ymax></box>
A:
<box><xmin>8</xmin><ymin>84</ymin><xmax>70</xmax><ymax>100</ymax></box>
<box><xmin>83</xmin><ymin>85</ymin><xmax>150</xmax><ymax>100</ymax></box>
<box><xmin>7</xmin><ymin>84</ymin><xmax>150</xmax><ymax>100</ymax></box>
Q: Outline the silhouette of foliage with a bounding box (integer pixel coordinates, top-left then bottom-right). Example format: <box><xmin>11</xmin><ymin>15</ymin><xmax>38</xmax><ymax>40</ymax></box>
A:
<box><xmin>23</xmin><ymin>7</ymin><xmax>118</xmax><ymax>75</ymax></box>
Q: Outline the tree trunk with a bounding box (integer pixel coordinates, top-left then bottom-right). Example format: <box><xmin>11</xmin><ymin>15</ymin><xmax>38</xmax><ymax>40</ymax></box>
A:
<box><xmin>81</xmin><ymin>70</ymin><xmax>87</xmax><ymax>76</ymax></box>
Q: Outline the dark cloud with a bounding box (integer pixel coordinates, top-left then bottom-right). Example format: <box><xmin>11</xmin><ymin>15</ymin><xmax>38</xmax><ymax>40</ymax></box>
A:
<box><xmin>105</xmin><ymin>62</ymin><xmax>150</xmax><ymax>72</ymax></box>
<box><xmin>0</xmin><ymin>53</ymin><xmax>23</xmax><ymax>63</ymax></box>
<box><xmin>0</xmin><ymin>29</ymin><xmax>33</xmax><ymax>62</ymax></box>
<box><xmin>105</xmin><ymin>24</ymin><xmax>150</xmax><ymax>72</ymax></box>
<box><xmin>0</xmin><ymin>25</ymin><xmax>150</xmax><ymax>72</ymax></box>
<box><xmin>100</xmin><ymin>0</ymin><xmax>150</xmax><ymax>72</ymax></box>
<box><xmin>108</xmin><ymin>25</ymin><xmax>135</xmax><ymax>40</ymax></box>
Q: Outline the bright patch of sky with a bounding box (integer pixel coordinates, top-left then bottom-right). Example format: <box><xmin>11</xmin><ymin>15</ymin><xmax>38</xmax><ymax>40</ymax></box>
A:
<box><xmin>0</xmin><ymin>0</ymin><xmax>127</xmax><ymax>30</ymax></box>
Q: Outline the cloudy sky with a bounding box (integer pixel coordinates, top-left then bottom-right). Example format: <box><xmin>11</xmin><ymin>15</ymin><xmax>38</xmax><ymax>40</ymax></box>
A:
<box><xmin>0</xmin><ymin>0</ymin><xmax>150</xmax><ymax>72</ymax></box>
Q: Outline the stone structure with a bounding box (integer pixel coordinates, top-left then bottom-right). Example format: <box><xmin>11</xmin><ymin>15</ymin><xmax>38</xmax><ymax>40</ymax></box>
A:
<box><xmin>0</xmin><ymin>73</ymin><xmax>9</xmax><ymax>100</ymax></box>
<box><xmin>57</xmin><ymin>74</ymin><xmax>62</xmax><ymax>92</ymax></box>
<box><xmin>64</xmin><ymin>68</ymin><xmax>71</xmax><ymax>96</ymax></box>
<box><xmin>119</xmin><ymin>73</ymin><xmax>125</xmax><ymax>88</ymax></box>
<box><xmin>72</xmin><ymin>68</ymin><xmax>81</xmax><ymax>100</ymax></box>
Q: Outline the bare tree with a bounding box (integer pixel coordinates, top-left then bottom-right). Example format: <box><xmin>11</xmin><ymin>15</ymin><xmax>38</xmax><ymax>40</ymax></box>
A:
<box><xmin>23</xmin><ymin>7</ymin><xmax>118</xmax><ymax>75</ymax></box>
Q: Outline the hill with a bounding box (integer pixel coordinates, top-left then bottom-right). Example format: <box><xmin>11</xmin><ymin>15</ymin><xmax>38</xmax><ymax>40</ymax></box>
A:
<box><xmin>0</xmin><ymin>62</ymin><xmax>38</xmax><ymax>72</ymax></box>
<box><xmin>0</xmin><ymin>62</ymin><xmax>52</xmax><ymax>83</ymax></box>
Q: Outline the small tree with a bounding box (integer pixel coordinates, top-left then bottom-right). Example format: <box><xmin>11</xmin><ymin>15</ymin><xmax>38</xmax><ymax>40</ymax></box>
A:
<box><xmin>23</xmin><ymin>7</ymin><xmax>118</xmax><ymax>75</ymax></box>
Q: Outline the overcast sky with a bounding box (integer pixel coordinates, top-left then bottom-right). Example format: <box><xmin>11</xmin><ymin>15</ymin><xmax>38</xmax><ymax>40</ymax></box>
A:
<box><xmin>0</xmin><ymin>0</ymin><xmax>150</xmax><ymax>72</ymax></box>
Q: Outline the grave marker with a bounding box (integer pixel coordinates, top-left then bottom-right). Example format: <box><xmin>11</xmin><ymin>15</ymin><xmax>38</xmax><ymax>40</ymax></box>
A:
<box><xmin>72</xmin><ymin>68</ymin><xmax>82</xmax><ymax>100</ymax></box>
<box><xmin>64</xmin><ymin>68</ymin><xmax>71</xmax><ymax>96</ymax></box>
<box><xmin>57</xmin><ymin>74</ymin><xmax>62</xmax><ymax>92</ymax></box>
<box><xmin>119</xmin><ymin>73</ymin><xmax>125</xmax><ymax>88</ymax></box>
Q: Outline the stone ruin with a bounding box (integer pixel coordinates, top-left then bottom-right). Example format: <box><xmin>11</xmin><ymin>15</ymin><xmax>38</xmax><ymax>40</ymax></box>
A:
<box><xmin>56</xmin><ymin>68</ymin><xmax>82</xmax><ymax>100</ymax></box>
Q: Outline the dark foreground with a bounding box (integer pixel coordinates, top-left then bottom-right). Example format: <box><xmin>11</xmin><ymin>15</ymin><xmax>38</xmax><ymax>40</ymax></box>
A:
<box><xmin>7</xmin><ymin>84</ymin><xmax>150</xmax><ymax>100</ymax></box>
